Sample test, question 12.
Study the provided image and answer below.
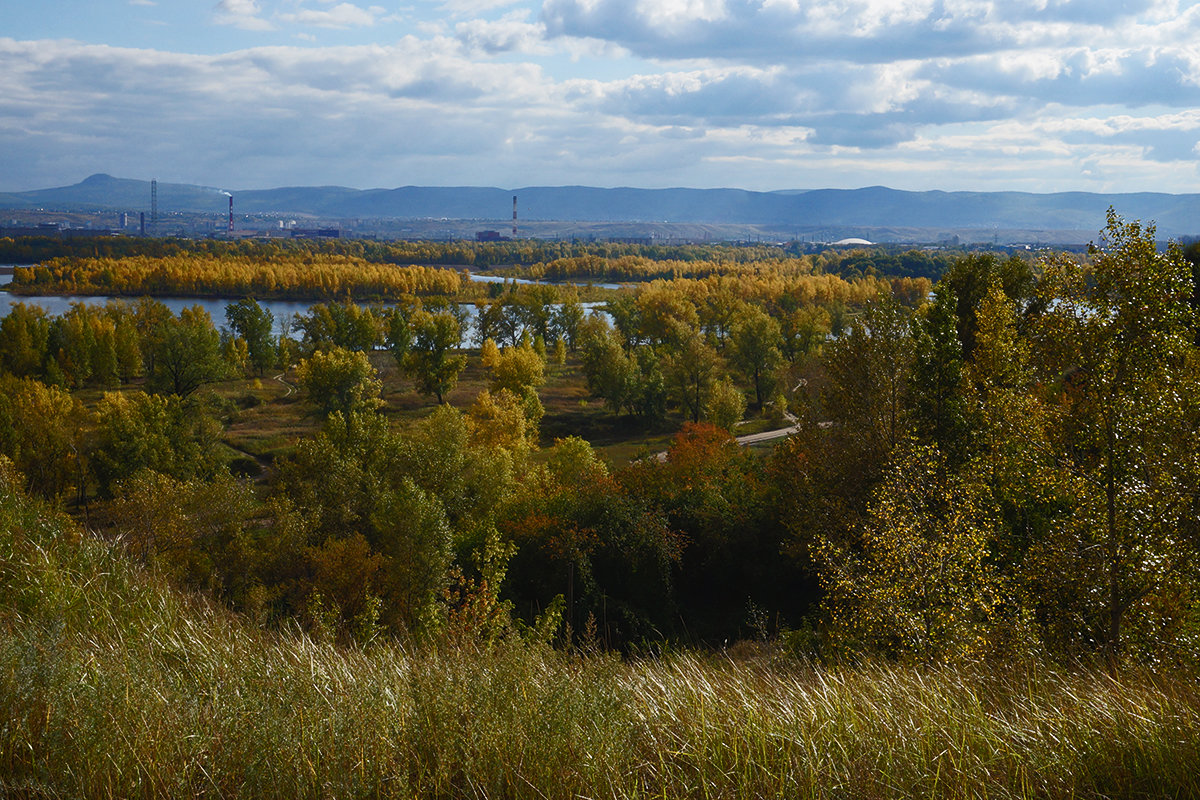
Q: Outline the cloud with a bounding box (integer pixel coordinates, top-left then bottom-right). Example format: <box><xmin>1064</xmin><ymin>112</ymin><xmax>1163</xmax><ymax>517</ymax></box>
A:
<box><xmin>276</xmin><ymin>2</ymin><xmax>384</xmax><ymax>28</ymax></box>
<box><xmin>439</xmin><ymin>0</ymin><xmax>527</xmax><ymax>17</ymax></box>
<box><xmin>128</xmin><ymin>0</ymin><xmax>157</xmax><ymax>6</ymax></box>
<box><xmin>3</xmin><ymin>23</ymin><xmax>1200</xmax><ymax>196</ymax></box>
<box><xmin>539</xmin><ymin>0</ymin><xmax>1179</xmax><ymax>64</ymax></box>
<box><xmin>455</xmin><ymin>12</ymin><xmax>550</xmax><ymax>55</ymax></box>
<box><xmin>213</xmin><ymin>0</ymin><xmax>275</xmax><ymax>30</ymax></box>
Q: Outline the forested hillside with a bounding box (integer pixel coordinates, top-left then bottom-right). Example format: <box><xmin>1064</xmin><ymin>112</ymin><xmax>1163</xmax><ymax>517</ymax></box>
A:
<box><xmin>0</xmin><ymin>211</ymin><xmax>1198</xmax><ymax>664</ymax></box>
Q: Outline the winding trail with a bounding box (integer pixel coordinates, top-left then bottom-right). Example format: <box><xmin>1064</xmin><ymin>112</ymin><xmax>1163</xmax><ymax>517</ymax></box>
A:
<box><xmin>653</xmin><ymin>412</ymin><xmax>802</xmax><ymax>462</ymax></box>
<box><xmin>734</xmin><ymin>421</ymin><xmax>803</xmax><ymax>447</ymax></box>
<box><xmin>273</xmin><ymin>370</ymin><xmax>295</xmax><ymax>398</ymax></box>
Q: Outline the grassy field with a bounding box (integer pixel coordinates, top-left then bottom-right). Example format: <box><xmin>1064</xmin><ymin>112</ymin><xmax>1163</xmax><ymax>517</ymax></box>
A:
<box><xmin>208</xmin><ymin>349</ymin><xmax>684</xmax><ymax>477</ymax></box>
<box><xmin>3</xmin><ymin>479</ymin><xmax>1198</xmax><ymax>800</ymax></box>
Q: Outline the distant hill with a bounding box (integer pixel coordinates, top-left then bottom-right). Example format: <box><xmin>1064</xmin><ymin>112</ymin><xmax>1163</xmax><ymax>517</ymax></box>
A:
<box><xmin>6</xmin><ymin>173</ymin><xmax>1200</xmax><ymax>238</ymax></box>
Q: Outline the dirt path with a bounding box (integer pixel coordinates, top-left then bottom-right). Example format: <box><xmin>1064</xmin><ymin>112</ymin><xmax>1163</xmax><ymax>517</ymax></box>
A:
<box><xmin>734</xmin><ymin>422</ymin><xmax>803</xmax><ymax>447</ymax></box>
<box><xmin>273</xmin><ymin>370</ymin><xmax>295</xmax><ymax>397</ymax></box>
<box><xmin>652</xmin><ymin>414</ymin><xmax>801</xmax><ymax>461</ymax></box>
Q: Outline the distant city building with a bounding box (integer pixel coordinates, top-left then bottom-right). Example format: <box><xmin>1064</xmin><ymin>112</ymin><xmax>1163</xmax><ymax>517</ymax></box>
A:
<box><xmin>475</xmin><ymin>230</ymin><xmax>506</xmax><ymax>242</ymax></box>
<box><xmin>289</xmin><ymin>228</ymin><xmax>340</xmax><ymax>239</ymax></box>
<box><xmin>0</xmin><ymin>223</ymin><xmax>121</xmax><ymax>238</ymax></box>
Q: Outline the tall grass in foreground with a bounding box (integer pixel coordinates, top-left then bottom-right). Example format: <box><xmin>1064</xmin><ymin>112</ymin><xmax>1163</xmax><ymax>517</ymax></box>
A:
<box><xmin>2</xmin><ymin>485</ymin><xmax>1198</xmax><ymax>799</ymax></box>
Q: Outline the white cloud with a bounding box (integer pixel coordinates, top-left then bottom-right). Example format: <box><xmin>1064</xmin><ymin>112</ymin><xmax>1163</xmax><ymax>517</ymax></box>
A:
<box><xmin>213</xmin><ymin>0</ymin><xmax>275</xmax><ymax>31</ymax></box>
<box><xmin>539</xmin><ymin>0</ymin><xmax>1186</xmax><ymax>64</ymax></box>
<box><xmin>277</xmin><ymin>2</ymin><xmax>382</xmax><ymax>28</ymax></box>
<box><xmin>128</xmin><ymin>0</ymin><xmax>157</xmax><ymax>6</ymax></box>
<box><xmin>455</xmin><ymin>12</ymin><xmax>550</xmax><ymax>55</ymax></box>
<box><xmin>5</xmin><ymin>0</ymin><xmax>1200</xmax><ymax>197</ymax></box>
<box><xmin>439</xmin><ymin>0</ymin><xmax>526</xmax><ymax>17</ymax></box>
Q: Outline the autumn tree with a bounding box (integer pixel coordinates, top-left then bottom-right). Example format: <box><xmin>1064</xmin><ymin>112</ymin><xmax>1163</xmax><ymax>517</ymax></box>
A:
<box><xmin>486</xmin><ymin>340</ymin><xmax>546</xmax><ymax>428</ymax></box>
<box><xmin>91</xmin><ymin>390</ymin><xmax>226</xmax><ymax>496</ymax></box>
<box><xmin>728</xmin><ymin>304</ymin><xmax>783</xmax><ymax>409</ymax></box>
<box><xmin>295</xmin><ymin>347</ymin><xmax>383</xmax><ymax>419</ymax></box>
<box><xmin>0</xmin><ymin>375</ymin><xmax>86</xmax><ymax>502</ymax></box>
<box><xmin>663</xmin><ymin>322</ymin><xmax>721</xmax><ymax>423</ymax></box>
<box><xmin>704</xmin><ymin>376</ymin><xmax>746</xmax><ymax>432</ymax></box>
<box><xmin>0</xmin><ymin>302</ymin><xmax>51</xmax><ymax>377</ymax></box>
<box><xmin>1029</xmin><ymin>210</ymin><xmax>1200</xmax><ymax>666</ymax></box>
<box><xmin>817</xmin><ymin>442</ymin><xmax>1002</xmax><ymax>660</ymax></box>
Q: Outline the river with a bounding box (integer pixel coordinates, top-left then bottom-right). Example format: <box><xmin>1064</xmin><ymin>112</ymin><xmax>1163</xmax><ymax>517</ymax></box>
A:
<box><xmin>0</xmin><ymin>265</ymin><xmax>609</xmax><ymax>339</ymax></box>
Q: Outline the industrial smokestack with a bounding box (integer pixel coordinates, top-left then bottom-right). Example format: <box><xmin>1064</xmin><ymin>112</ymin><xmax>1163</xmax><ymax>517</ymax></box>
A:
<box><xmin>228</xmin><ymin>195</ymin><xmax>234</xmax><ymax>232</ymax></box>
<box><xmin>512</xmin><ymin>195</ymin><xmax>517</xmax><ymax>238</ymax></box>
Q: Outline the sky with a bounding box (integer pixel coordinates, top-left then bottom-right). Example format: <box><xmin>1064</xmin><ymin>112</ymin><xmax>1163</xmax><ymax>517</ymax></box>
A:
<box><xmin>2</xmin><ymin>0</ymin><xmax>1200</xmax><ymax>194</ymax></box>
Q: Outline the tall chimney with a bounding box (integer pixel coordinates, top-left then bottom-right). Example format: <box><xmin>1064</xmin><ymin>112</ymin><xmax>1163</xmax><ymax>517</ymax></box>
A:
<box><xmin>512</xmin><ymin>195</ymin><xmax>517</xmax><ymax>238</ymax></box>
<box><xmin>228</xmin><ymin>195</ymin><xmax>234</xmax><ymax>232</ymax></box>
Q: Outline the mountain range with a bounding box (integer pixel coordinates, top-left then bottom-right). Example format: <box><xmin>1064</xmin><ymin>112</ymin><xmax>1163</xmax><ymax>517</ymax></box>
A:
<box><xmin>4</xmin><ymin>173</ymin><xmax>1199</xmax><ymax>239</ymax></box>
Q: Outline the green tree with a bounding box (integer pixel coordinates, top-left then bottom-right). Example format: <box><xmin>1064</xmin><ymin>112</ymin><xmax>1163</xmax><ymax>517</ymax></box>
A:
<box><xmin>404</xmin><ymin>310</ymin><xmax>467</xmax><ymax>404</ymax></box>
<box><xmin>779</xmin><ymin>304</ymin><xmax>831</xmax><ymax>363</ymax></box>
<box><xmin>295</xmin><ymin>347</ymin><xmax>383</xmax><ymax>418</ymax></box>
<box><xmin>0</xmin><ymin>375</ymin><xmax>85</xmax><ymax>502</ymax></box>
<box><xmin>822</xmin><ymin>297</ymin><xmax>915</xmax><ymax>475</ymax></box>
<box><xmin>910</xmin><ymin>288</ymin><xmax>972</xmax><ymax>465</ymax></box>
<box><xmin>47</xmin><ymin>305</ymin><xmax>97</xmax><ymax>388</ymax></box>
<box><xmin>91</xmin><ymin>391</ymin><xmax>226</xmax><ymax>496</ymax></box>
<box><xmin>581</xmin><ymin>325</ymin><xmax>637</xmax><ymax>414</ymax></box>
<box><xmin>106</xmin><ymin>304</ymin><xmax>143</xmax><ymax>382</ymax></box>
<box><xmin>275</xmin><ymin>411</ymin><xmax>471</xmax><ymax>637</ymax></box>
<box><xmin>551</xmin><ymin>289</ymin><xmax>586</xmax><ymax>351</ymax></box>
<box><xmin>382</xmin><ymin>302</ymin><xmax>415</xmax><ymax>367</ymax></box>
<box><xmin>296</xmin><ymin>301</ymin><xmax>380</xmax><ymax>354</ymax></box>
<box><xmin>940</xmin><ymin>253</ymin><xmax>1036</xmax><ymax>360</ymax></box>
<box><xmin>1030</xmin><ymin>210</ymin><xmax>1200</xmax><ymax>666</ymax></box>
<box><xmin>663</xmin><ymin>322</ymin><xmax>721</xmax><ymax>423</ymax></box>
<box><xmin>704</xmin><ymin>376</ymin><xmax>746</xmax><ymax>433</ymax></box>
<box><xmin>0</xmin><ymin>302</ymin><xmax>51</xmax><ymax>377</ymax></box>
<box><xmin>225</xmin><ymin>298</ymin><xmax>276</xmax><ymax>375</ymax></box>
<box><xmin>146</xmin><ymin>306</ymin><xmax>228</xmax><ymax>397</ymax></box>
<box><xmin>817</xmin><ymin>441</ymin><xmax>1001</xmax><ymax>661</ymax></box>
<box><xmin>728</xmin><ymin>305</ymin><xmax>783</xmax><ymax>409</ymax></box>
<box><xmin>109</xmin><ymin>471</ymin><xmax>258</xmax><ymax>604</ymax></box>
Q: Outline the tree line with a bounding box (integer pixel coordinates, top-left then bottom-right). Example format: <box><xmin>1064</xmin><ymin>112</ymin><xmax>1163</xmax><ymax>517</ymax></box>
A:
<box><xmin>1</xmin><ymin>234</ymin><xmax>964</xmax><ymax>281</ymax></box>
<box><xmin>9</xmin><ymin>253</ymin><xmax>463</xmax><ymax>301</ymax></box>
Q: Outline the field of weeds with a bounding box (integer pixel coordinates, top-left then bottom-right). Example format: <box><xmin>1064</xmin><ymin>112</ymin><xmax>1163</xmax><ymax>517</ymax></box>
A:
<box><xmin>2</xmin><ymin>483</ymin><xmax>1198</xmax><ymax>799</ymax></box>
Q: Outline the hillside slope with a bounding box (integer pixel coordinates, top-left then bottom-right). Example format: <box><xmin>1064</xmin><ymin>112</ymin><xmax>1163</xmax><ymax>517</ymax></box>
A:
<box><xmin>1</xmin><ymin>470</ymin><xmax>1198</xmax><ymax>799</ymax></box>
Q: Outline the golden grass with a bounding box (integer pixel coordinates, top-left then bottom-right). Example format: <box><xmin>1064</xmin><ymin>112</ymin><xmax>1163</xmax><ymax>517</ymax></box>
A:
<box><xmin>3</xmin><ymin>484</ymin><xmax>1199</xmax><ymax>799</ymax></box>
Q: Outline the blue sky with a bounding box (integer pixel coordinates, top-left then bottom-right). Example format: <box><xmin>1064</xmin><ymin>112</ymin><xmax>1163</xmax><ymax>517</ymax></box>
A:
<box><xmin>3</xmin><ymin>0</ymin><xmax>1200</xmax><ymax>194</ymax></box>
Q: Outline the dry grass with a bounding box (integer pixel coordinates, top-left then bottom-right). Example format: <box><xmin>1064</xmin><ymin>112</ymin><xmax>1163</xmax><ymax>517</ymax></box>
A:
<box><xmin>3</xmin><ymin>484</ymin><xmax>1199</xmax><ymax>799</ymax></box>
